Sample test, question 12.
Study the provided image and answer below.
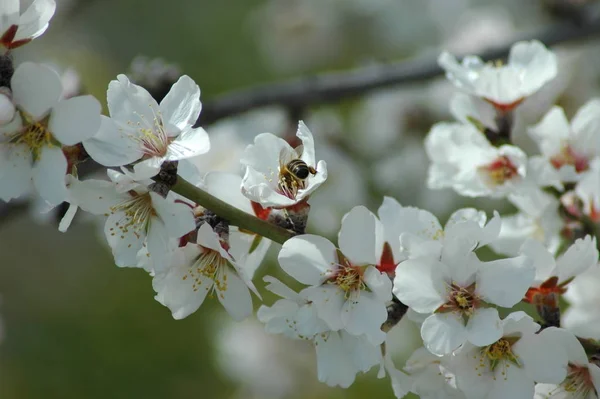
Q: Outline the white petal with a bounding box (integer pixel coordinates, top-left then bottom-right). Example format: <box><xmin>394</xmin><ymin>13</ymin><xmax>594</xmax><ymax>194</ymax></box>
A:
<box><xmin>528</xmin><ymin>106</ymin><xmax>570</xmax><ymax>157</ymax></box>
<box><xmin>262</xmin><ymin>276</ymin><xmax>301</xmax><ymax>302</ymax></box>
<box><xmin>159</xmin><ymin>75</ymin><xmax>201</xmax><ymax>130</ymax></box>
<box><xmin>301</xmin><ymin>285</ymin><xmax>345</xmax><ymax>331</ymax></box>
<box><xmin>152</xmin><ymin>246</ymin><xmax>211</xmax><ymax>319</ymax></box>
<box><xmin>68</xmin><ymin>178</ymin><xmax>125</xmax><ymax>214</ymax></box>
<box><xmin>393</xmin><ymin>257</ymin><xmax>447</xmax><ymax>313</ymax></box>
<box><xmin>477</xmin><ymin>255</ymin><xmax>534</xmax><ymax>308</ymax></box>
<box><xmin>278</xmin><ymin>234</ymin><xmax>337</xmax><ymax>285</ymax></box>
<box><xmin>363</xmin><ymin>266</ymin><xmax>392</xmax><ymax>302</ymax></box>
<box><xmin>489</xmin><ymin>363</ymin><xmax>534</xmax><ymax>399</ymax></box>
<box><xmin>297</xmin><ymin>121</ymin><xmax>316</xmax><ymax>166</ymax></box>
<box><xmin>165</xmin><ymin>127</ymin><xmax>210</xmax><ymax>161</ymax></box>
<box><xmin>14</xmin><ymin>0</ymin><xmax>56</xmax><ymax>40</ymax></box>
<box><xmin>151</xmin><ymin>192</ymin><xmax>195</xmax><ymax>238</ymax></box>
<box><xmin>466</xmin><ymin>307</ymin><xmax>503</xmax><ymax>346</ymax></box>
<box><xmin>519</xmin><ymin>238</ymin><xmax>556</xmax><ymax>283</ymax></box>
<box><xmin>240</xmin><ymin>132</ymin><xmax>289</xmax><ymax>177</ymax></box>
<box><xmin>341</xmin><ymin>292</ymin><xmax>388</xmax><ymax>345</ymax></box>
<box><xmin>32</xmin><ymin>146</ymin><xmax>67</xmax><ymax>205</ymax></box>
<box><xmin>315</xmin><ymin>332</ymin><xmax>358</xmax><ymax>388</ymax></box>
<box><xmin>516</xmin><ymin>329</ymin><xmax>568</xmax><ymax>384</ymax></box>
<box><xmin>421</xmin><ymin>313</ymin><xmax>467</xmax><ymax>356</ymax></box>
<box><xmin>104</xmin><ymin>212</ymin><xmax>145</xmax><ymax>267</ymax></box>
<box><xmin>217</xmin><ymin>267</ymin><xmax>253</xmax><ymax>321</ymax></box>
<box><xmin>378</xmin><ymin>196</ymin><xmax>442</xmax><ymax>257</ymax></box>
<box><xmin>555</xmin><ymin>235</ymin><xmax>599</xmax><ymax>283</ymax></box>
<box><xmin>0</xmin><ymin>144</ymin><xmax>32</xmax><ymax>201</ymax></box>
<box><xmin>539</xmin><ymin>327</ymin><xmax>588</xmax><ymax>366</ymax></box>
<box><xmin>338</xmin><ymin>205</ymin><xmax>379</xmax><ymax>265</ymax></box>
<box><xmin>83</xmin><ymin>116</ymin><xmax>143</xmax><ymax>166</ymax></box>
<box><xmin>107</xmin><ymin>74</ymin><xmax>160</xmax><ymax>125</ymax></box>
<box><xmin>58</xmin><ymin>203</ymin><xmax>77</xmax><ymax>232</ymax></box>
<box><xmin>144</xmin><ymin>217</ymin><xmax>171</xmax><ymax>272</ymax></box>
<box><xmin>49</xmin><ymin>95</ymin><xmax>101</xmax><ymax>145</ymax></box>
<box><xmin>12</xmin><ymin>62</ymin><xmax>61</xmax><ymax>119</ymax></box>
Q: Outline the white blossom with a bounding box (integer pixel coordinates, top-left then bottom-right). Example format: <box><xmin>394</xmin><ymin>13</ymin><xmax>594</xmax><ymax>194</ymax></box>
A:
<box><xmin>240</xmin><ymin>121</ymin><xmax>327</xmax><ymax>208</ymax></box>
<box><xmin>153</xmin><ymin>223</ymin><xmax>260</xmax><ymax>321</ymax></box>
<box><xmin>425</xmin><ymin>121</ymin><xmax>528</xmax><ymax>197</ymax></box>
<box><xmin>0</xmin><ymin>0</ymin><xmax>56</xmax><ymax>50</ymax></box>
<box><xmin>528</xmin><ymin>100</ymin><xmax>600</xmax><ymax>182</ymax></box>
<box><xmin>83</xmin><ymin>74</ymin><xmax>209</xmax><ymax>180</ymax></box>
<box><xmin>534</xmin><ymin>328</ymin><xmax>600</xmax><ymax>399</ymax></box>
<box><xmin>452</xmin><ymin>312</ymin><xmax>568</xmax><ymax>399</ymax></box>
<box><xmin>67</xmin><ymin>170</ymin><xmax>194</xmax><ymax>270</ymax></box>
<box><xmin>439</xmin><ymin>40</ymin><xmax>557</xmax><ymax>111</ymax></box>
<box><xmin>278</xmin><ymin>206</ymin><xmax>392</xmax><ymax>344</ymax></box>
<box><xmin>394</xmin><ymin>226</ymin><xmax>535</xmax><ymax>355</ymax></box>
<box><xmin>404</xmin><ymin>347</ymin><xmax>465</xmax><ymax>399</ymax></box>
<box><xmin>0</xmin><ymin>62</ymin><xmax>101</xmax><ymax>205</ymax></box>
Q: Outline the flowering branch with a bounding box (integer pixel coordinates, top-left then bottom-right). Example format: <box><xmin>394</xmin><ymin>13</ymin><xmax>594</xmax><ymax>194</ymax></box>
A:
<box><xmin>197</xmin><ymin>10</ymin><xmax>600</xmax><ymax>125</ymax></box>
<box><xmin>171</xmin><ymin>175</ymin><xmax>295</xmax><ymax>245</ymax></box>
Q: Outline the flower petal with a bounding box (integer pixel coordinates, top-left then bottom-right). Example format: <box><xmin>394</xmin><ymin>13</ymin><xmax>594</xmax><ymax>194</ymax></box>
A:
<box><xmin>555</xmin><ymin>235</ymin><xmax>598</xmax><ymax>283</ymax></box>
<box><xmin>14</xmin><ymin>0</ymin><xmax>55</xmax><ymax>41</ymax></box>
<box><xmin>12</xmin><ymin>62</ymin><xmax>61</xmax><ymax>119</ymax></box>
<box><xmin>151</xmin><ymin>192</ymin><xmax>195</xmax><ymax>238</ymax></box>
<box><xmin>159</xmin><ymin>75</ymin><xmax>201</xmax><ymax>130</ymax></box>
<box><xmin>341</xmin><ymin>291</ymin><xmax>388</xmax><ymax>345</ymax></box>
<box><xmin>477</xmin><ymin>255</ymin><xmax>534</xmax><ymax>308</ymax></box>
<box><xmin>0</xmin><ymin>144</ymin><xmax>32</xmax><ymax>201</ymax></box>
<box><xmin>393</xmin><ymin>256</ymin><xmax>447</xmax><ymax>313</ymax></box>
<box><xmin>421</xmin><ymin>312</ymin><xmax>467</xmax><ymax>356</ymax></box>
<box><xmin>338</xmin><ymin>205</ymin><xmax>379</xmax><ymax>265</ymax></box>
<box><xmin>217</xmin><ymin>267</ymin><xmax>253</xmax><ymax>321</ymax></box>
<box><xmin>278</xmin><ymin>234</ymin><xmax>337</xmax><ymax>285</ymax></box>
<box><xmin>32</xmin><ymin>146</ymin><xmax>67</xmax><ymax>205</ymax></box>
<box><xmin>49</xmin><ymin>95</ymin><xmax>101</xmax><ymax>145</ymax></box>
<box><xmin>466</xmin><ymin>307</ymin><xmax>503</xmax><ymax>347</ymax></box>
<box><xmin>83</xmin><ymin>116</ymin><xmax>143</xmax><ymax>166</ymax></box>
<box><xmin>164</xmin><ymin>127</ymin><xmax>210</xmax><ymax>161</ymax></box>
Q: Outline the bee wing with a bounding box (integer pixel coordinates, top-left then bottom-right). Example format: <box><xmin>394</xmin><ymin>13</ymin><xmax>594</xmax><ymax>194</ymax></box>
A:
<box><xmin>294</xmin><ymin>145</ymin><xmax>304</xmax><ymax>158</ymax></box>
<box><xmin>279</xmin><ymin>146</ymin><xmax>297</xmax><ymax>167</ymax></box>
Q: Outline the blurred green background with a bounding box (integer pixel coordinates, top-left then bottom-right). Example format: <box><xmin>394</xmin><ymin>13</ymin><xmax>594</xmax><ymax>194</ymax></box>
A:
<box><xmin>1</xmin><ymin>0</ymin><xmax>599</xmax><ymax>397</ymax></box>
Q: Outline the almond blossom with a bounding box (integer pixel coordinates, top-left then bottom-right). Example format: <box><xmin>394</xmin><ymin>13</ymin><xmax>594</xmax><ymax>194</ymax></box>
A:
<box><xmin>438</xmin><ymin>40</ymin><xmax>557</xmax><ymax>112</ymax></box>
<box><xmin>152</xmin><ymin>223</ymin><xmax>260</xmax><ymax>321</ymax></box>
<box><xmin>0</xmin><ymin>62</ymin><xmax>101</xmax><ymax>205</ymax></box>
<box><xmin>528</xmin><ymin>100</ymin><xmax>600</xmax><ymax>182</ymax></box>
<box><xmin>278</xmin><ymin>206</ymin><xmax>392</xmax><ymax>345</ymax></box>
<box><xmin>66</xmin><ymin>170</ymin><xmax>195</xmax><ymax>269</ymax></box>
<box><xmin>452</xmin><ymin>312</ymin><xmax>569</xmax><ymax>399</ymax></box>
<box><xmin>0</xmin><ymin>0</ymin><xmax>56</xmax><ymax>50</ymax></box>
<box><xmin>240</xmin><ymin>121</ymin><xmax>327</xmax><ymax>208</ymax></box>
<box><xmin>403</xmin><ymin>347</ymin><xmax>465</xmax><ymax>399</ymax></box>
<box><xmin>425</xmin><ymin>121</ymin><xmax>528</xmax><ymax>197</ymax></box>
<box><xmin>393</xmin><ymin>232</ymin><xmax>535</xmax><ymax>355</ymax></box>
<box><xmin>534</xmin><ymin>328</ymin><xmax>600</xmax><ymax>399</ymax></box>
<box><xmin>83</xmin><ymin>74</ymin><xmax>210</xmax><ymax>180</ymax></box>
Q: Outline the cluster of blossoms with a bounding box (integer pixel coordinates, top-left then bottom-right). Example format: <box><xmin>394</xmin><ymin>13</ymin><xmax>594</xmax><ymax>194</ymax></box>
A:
<box><xmin>2</xmin><ymin>2</ymin><xmax>600</xmax><ymax>398</ymax></box>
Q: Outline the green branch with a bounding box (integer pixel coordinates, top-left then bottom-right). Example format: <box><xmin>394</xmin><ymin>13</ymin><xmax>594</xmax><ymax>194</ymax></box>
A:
<box><xmin>171</xmin><ymin>176</ymin><xmax>295</xmax><ymax>245</ymax></box>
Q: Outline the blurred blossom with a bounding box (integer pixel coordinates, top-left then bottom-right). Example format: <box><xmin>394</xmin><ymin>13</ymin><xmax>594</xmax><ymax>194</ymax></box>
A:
<box><xmin>215</xmin><ymin>317</ymin><xmax>317</xmax><ymax>399</ymax></box>
<box><xmin>249</xmin><ymin>0</ymin><xmax>343</xmax><ymax>73</ymax></box>
<box><xmin>442</xmin><ymin>6</ymin><xmax>516</xmax><ymax>54</ymax></box>
<box><xmin>563</xmin><ymin>265</ymin><xmax>600</xmax><ymax>339</ymax></box>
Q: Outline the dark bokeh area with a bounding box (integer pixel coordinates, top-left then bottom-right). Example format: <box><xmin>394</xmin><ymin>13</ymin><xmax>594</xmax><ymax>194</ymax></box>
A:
<box><xmin>2</xmin><ymin>0</ymin><xmax>600</xmax><ymax>397</ymax></box>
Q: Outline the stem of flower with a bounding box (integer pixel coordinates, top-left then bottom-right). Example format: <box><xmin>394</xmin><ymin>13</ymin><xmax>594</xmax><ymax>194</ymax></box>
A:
<box><xmin>171</xmin><ymin>175</ymin><xmax>295</xmax><ymax>245</ymax></box>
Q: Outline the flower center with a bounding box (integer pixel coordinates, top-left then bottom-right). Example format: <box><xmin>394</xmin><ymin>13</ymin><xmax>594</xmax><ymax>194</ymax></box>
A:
<box><xmin>438</xmin><ymin>283</ymin><xmax>478</xmax><ymax>317</ymax></box>
<box><xmin>476</xmin><ymin>337</ymin><xmax>521</xmax><ymax>379</ymax></box>
<box><xmin>563</xmin><ymin>364</ymin><xmax>594</xmax><ymax>395</ymax></box>
<box><xmin>550</xmin><ymin>145</ymin><xmax>589</xmax><ymax>173</ymax></box>
<box><xmin>9</xmin><ymin>114</ymin><xmax>58</xmax><ymax>160</ymax></box>
<box><xmin>108</xmin><ymin>191</ymin><xmax>155</xmax><ymax>238</ymax></box>
<box><xmin>183</xmin><ymin>247</ymin><xmax>229</xmax><ymax>296</ymax></box>
<box><xmin>126</xmin><ymin>105</ymin><xmax>170</xmax><ymax>158</ymax></box>
<box><xmin>479</xmin><ymin>155</ymin><xmax>519</xmax><ymax>186</ymax></box>
<box><xmin>329</xmin><ymin>249</ymin><xmax>365</xmax><ymax>298</ymax></box>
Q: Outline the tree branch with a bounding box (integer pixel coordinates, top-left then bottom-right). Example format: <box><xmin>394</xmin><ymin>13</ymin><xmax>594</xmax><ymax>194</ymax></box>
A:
<box><xmin>197</xmin><ymin>13</ymin><xmax>600</xmax><ymax>125</ymax></box>
<box><xmin>171</xmin><ymin>176</ymin><xmax>295</xmax><ymax>245</ymax></box>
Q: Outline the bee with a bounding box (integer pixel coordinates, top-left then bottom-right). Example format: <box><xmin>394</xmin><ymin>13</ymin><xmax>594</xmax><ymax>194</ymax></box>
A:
<box><xmin>278</xmin><ymin>145</ymin><xmax>317</xmax><ymax>199</ymax></box>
